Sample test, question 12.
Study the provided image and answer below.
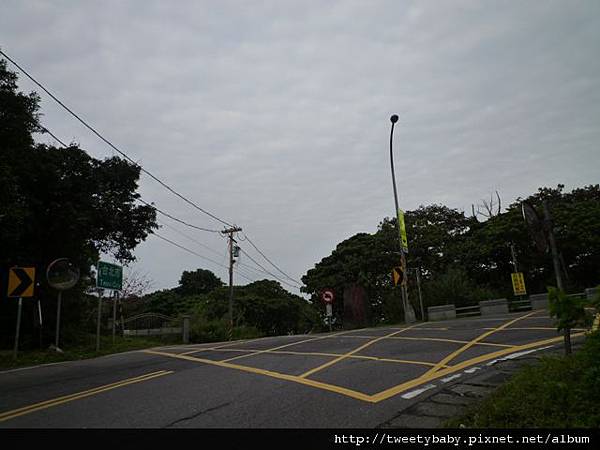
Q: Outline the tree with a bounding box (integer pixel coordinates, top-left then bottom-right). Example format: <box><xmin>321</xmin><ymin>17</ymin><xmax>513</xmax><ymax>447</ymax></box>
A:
<box><xmin>0</xmin><ymin>58</ymin><xmax>158</xmax><ymax>347</ymax></box>
<box><xmin>548</xmin><ymin>287</ymin><xmax>586</xmax><ymax>355</ymax></box>
<box><xmin>178</xmin><ymin>268</ymin><xmax>223</xmax><ymax>296</ymax></box>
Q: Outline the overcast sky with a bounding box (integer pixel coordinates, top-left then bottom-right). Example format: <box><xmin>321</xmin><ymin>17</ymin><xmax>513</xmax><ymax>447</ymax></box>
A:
<box><xmin>2</xmin><ymin>0</ymin><xmax>599</xmax><ymax>294</ymax></box>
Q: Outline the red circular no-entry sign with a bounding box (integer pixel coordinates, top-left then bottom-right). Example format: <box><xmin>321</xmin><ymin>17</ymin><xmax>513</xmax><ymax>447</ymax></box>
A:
<box><xmin>321</xmin><ymin>289</ymin><xmax>335</xmax><ymax>304</ymax></box>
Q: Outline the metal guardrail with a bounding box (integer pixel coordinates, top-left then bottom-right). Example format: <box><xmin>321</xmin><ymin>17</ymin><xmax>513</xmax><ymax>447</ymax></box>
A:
<box><xmin>509</xmin><ymin>299</ymin><xmax>532</xmax><ymax>311</ymax></box>
<box><xmin>455</xmin><ymin>305</ymin><xmax>480</xmax><ymax>317</ymax></box>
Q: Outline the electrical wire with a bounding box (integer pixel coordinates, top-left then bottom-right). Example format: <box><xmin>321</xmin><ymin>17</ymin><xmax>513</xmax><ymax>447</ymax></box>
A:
<box><xmin>151</xmin><ymin>231</ymin><xmax>254</xmax><ymax>283</ymax></box>
<box><xmin>238</xmin><ymin>247</ymin><xmax>301</xmax><ymax>290</ymax></box>
<box><xmin>0</xmin><ymin>49</ymin><xmax>233</xmax><ymax>228</ymax></box>
<box><xmin>4</xmin><ymin>51</ymin><xmax>304</xmax><ymax>292</ymax></box>
<box><xmin>139</xmin><ymin>199</ymin><xmax>220</xmax><ymax>233</ymax></box>
<box><xmin>241</xmin><ymin>233</ymin><xmax>302</xmax><ymax>285</ymax></box>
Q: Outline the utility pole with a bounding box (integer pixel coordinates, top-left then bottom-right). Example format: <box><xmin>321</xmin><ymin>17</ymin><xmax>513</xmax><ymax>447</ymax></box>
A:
<box><xmin>415</xmin><ymin>267</ymin><xmax>424</xmax><ymax>322</ymax></box>
<box><xmin>222</xmin><ymin>226</ymin><xmax>242</xmax><ymax>340</ymax></box>
<box><xmin>510</xmin><ymin>243</ymin><xmax>519</xmax><ymax>273</ymax></box>
<box><xmin>542</xmin><ymin>200</ymin><xmax>570</xmax><ymax>353</ymax></box>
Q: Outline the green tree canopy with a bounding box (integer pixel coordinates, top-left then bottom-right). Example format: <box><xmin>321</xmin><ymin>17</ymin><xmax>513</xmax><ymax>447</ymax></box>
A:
<box><xmin>178</xmin><ymin>268</ymin><xmax>224</xmax><ymax>296</ymax></box>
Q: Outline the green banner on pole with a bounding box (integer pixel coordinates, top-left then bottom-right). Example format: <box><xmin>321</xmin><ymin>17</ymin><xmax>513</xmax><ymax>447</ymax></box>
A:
<box><xmin>397</xmin><ymin>209</ymin><xmax>409</xmax><ymax>253</ymax></box>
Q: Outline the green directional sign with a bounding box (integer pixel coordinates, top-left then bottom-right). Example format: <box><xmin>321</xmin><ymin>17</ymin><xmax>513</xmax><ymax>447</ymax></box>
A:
<box><xmin>96</xmin><ymin>261</ymin><xmax>122</xmax><ymax>290</ymax></box>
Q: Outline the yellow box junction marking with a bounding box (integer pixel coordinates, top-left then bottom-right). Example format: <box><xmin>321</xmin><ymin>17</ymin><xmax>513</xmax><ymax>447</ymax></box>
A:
<box><xmin>141</xmin><ymin>312</ymin><xmax>581</xmax><ymax>404</ymax></box>
<box><xmin>0</xmin><ymin>370</ymin><xmax>173</xmax><ymax>423</ymax></box>
<box><xmin>144</xmin><ymin>331</ymin><xmax>581</xmax><ymax>404</ymax></box>
<box><xmin>182</xmin><ymin>346</ymin><xmax>446</xmax><ymax>368</ymax></box>
<box><xmin>422</xmin><ymin>311</ymin><xmax>538</xmax><ymax>377</ymax></box>
<box><xmin>346</xmin><ymin>335</ymin><xmax>513</xmax><ymax>348</ymax></box>
<box><xmin>220</xmin><ymin>330</ymin><xmax>352</xmax><ymax>363</ymax></box>
<box><xmin>143</xmin><ymin>350</ymin><xmax>375</xmax><ymax>403</ymax></box>
<box><xmin>298</xmin><ymin>323</ymin><xmax>423</xmax><ymax>379</ymax></box>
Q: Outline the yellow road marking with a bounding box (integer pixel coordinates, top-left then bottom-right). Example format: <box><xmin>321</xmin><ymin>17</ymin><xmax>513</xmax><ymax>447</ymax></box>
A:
<box><xmin>220</xmin><ymin>331</ymin><xmax>351</xmax><ymax>363</ymax></box>
<box><xmin>143</xmin><ymin>350</ymin><xmax>374</xmax><ymax>402</ymax></box>
<box><xmin>422</xmin><ymin>311</ymin><xmax>539</xmax><ymax>377</ymax></box>
<box><xmin>346</xmin><ymin>335</ymin><xmax>513</xmax><ymax>348</ymax></box>
<box><xmin>0</xmin><ymin>370</ymin><xmax>173</xmax><ymax>423</ymax></box>
<box><xmin>482</xmin><ymin>326</ymin><xmax>585</xmax><ymax>332</ymax></box>
<box><xmin>371</xmin><ymin>332</ymin><xmax>585</xmax><ymax>402</ymax></box>
<box><xmin>176</xmin><ymin>338</ymin><xmax>269</xmax><ymax>355</ymax></box>
<box><xmin>144</xmin><ymin>332</ymin><xmax>582</xmax><ymax>404</ymax></box>
<box><xmin>198</xmin><ymin>347</ymin><xmax>446</xmax><ymax>368</ymax></box>
<box><xmin>389</xmin><ymin>327</ymin><xmax>449</xmax><ymax>331</ymax></box>
<box><xmin>298</xmin><ymin>323</ymin><xmax>423</xmax><ymax>379</ymax></box>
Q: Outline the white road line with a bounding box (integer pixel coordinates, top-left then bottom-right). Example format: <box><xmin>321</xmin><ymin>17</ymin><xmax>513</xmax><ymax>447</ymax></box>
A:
<box><xmin>401</xmin><ymin>384</ymin><xmax>437</xmax><ymax>399</ymax></box>
<box><xmin>464</xmin><ymin>366</ymin><xmax>481</xmax><ymax>374</ymax></box>
<box><xmin>440</xmin><ymin>374</ymin><xmax>462</xmax><ymax>383</ymax></box>
<box><xmin>486</xmin><ymin>345</ymin><xmax>554</xmax><ymax>366</ymax></box>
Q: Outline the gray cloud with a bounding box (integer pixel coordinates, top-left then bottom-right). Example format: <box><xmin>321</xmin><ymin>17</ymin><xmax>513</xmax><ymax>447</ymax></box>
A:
<box><xmin>2</xmin><ymin>0</ymin><xmax>599</xmax><ymax>292</ymax></box>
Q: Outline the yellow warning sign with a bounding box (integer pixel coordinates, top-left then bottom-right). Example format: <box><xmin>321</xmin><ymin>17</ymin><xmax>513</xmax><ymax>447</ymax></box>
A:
<box><xmin>392</xmin><ymin>266</ymin><xmax>405</xmax><ymax>287</ymax></box>
<box><xmin>511</xmin><ymin>272</ymin><xmax>526</xmax><ymax>296</ymax></box>
<box><xmin>8</xmin><ymin>267</ymin><xmax>36</xmax><ymax>298</ymax></box>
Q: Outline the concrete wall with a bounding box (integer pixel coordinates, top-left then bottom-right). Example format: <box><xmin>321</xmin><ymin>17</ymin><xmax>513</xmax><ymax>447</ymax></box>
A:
<box><xmin>529</xmin><ymin>293</ymin><xmax>548</xmax><ymax>310</ymax></box>
<box><xmin>427</xmin><ymin>304</ymin><xmax>456</xmax><ymax>321</ymax></box>
<box><xmin>479</xmin><ymin>298</ymin><xmax>509</xmax><ymax>316</ymax></box>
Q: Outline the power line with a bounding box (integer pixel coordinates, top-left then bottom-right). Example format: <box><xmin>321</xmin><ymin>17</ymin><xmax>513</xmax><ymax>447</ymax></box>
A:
<box><xmin>156</xmin><ymin>221</ymin><xmax>263</xmax><ymax>285</ymax></box>
<box><xmin>242</xmin><ymin>233</ymin><xmax>302</xmax><ymax>285</ymax></box>
<box><xmin>139</xmin><ymin>199</ymin><xmax>220</xmax><ymax>233</ymax></box>
<box><xmin>0</xmin><ymin>49</ymin><xmax>233</xmax><ymax>228</ymax></box>
<box><xmin>151</xmin><ymin>231</ymin><xmax>254</xmax><ymax>283</ymax></box>
<box><xmin>39</xmin><ymin>126</ymin><xmax>68</xmax><ymax>147</ymax></box>
<box><xmin>159</xmin><ymin>221</ymin><xmax>298</xmax><ymax>289</ymax></box>
<box><xmin>238</xmin><ymin>247</ymin><xmax>301</xmax><ymax>290</ymax></box>
<box><xmin>31</xmin><ymin>126</ymin><xmax>220</xmax><ymax>235</ymax></box>
<box><xmin>157</xmin><ymin>219</ymin><xmax>224</xmax><ymax>258</ymax></box>
<box><xmin>4</xmin><ymin>51</ymin><xmax>303</xmax><ymax>293</ymax></box>
<box><xmin>35</xmin><ymin>125</ymin><xmax>297</xmax><ymax>291</ymax></box>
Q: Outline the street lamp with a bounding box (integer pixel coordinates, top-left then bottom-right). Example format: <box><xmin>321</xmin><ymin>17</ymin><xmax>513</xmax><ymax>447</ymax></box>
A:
<box><xmin>389</xmin><ymin>114</ymin><xmax>414</xmax><ymax>323</ymax></box>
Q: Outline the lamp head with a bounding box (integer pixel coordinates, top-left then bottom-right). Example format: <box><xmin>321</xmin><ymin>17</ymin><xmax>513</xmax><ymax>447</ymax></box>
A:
<box><xmin>390</xmin><ymin>114</ymin><xmax>399</xmax><ymax>124</ymax></box>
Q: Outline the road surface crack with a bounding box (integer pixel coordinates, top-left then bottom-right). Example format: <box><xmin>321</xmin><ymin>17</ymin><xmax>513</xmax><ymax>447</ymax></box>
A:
<box><xmin>163</xmin><ymin>402</ymin><xmax>231</xmax><ymax>428</ymax></box>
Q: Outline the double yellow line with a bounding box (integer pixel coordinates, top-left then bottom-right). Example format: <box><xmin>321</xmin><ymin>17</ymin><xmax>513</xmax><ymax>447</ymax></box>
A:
<box><xmin>0</xmin><ymin>370</ymin><xmax>173</xmax><ymax>423</ymax></box>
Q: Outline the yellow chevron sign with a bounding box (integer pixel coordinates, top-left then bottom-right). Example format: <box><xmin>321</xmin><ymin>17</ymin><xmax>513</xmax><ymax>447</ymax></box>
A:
<box><xmin>8</xmin><ymin>267</ymin><xmax>35</xmax><ymax>298</ymax></box>
<box><xmin>392</xmin><ymin>266</ymin><xmax>405</xmax><ymax>287</ymax></box>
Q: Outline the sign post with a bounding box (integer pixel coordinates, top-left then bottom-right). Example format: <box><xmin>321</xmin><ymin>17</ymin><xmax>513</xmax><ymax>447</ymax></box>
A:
<box><xmin>13</xmin><ymin>298</ymin><xmax>23</xmax><ymax>359</ymax></box>
<box><xmin>96</xmin><ymin>261</ymin><xmax>122</xmax><ymax>351</ymax></box>
<box><xmin>8</xmin><ymin>267</ymin><xmax>36</xmax><ymax>359</ymax></box>
<box><xmin>112</xmin><ymin>291</ymin><xmax>119</xmax><ymax>344</ymax></box>
<box><xmin>47</xmin><ymin>258</ymin><xmax>80</xmax><ymax>351</ymax></box>
<box><xmin>321</xmin><ymin>289</ymin><xmax>335</xmax><ymax>332</ymax></box>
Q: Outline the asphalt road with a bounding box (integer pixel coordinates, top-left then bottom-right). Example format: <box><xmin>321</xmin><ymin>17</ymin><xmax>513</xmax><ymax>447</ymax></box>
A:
<box><xmin>0</xmin><ymin>310</ymin><xmax>584</xmax><ymax>428</ymax></box>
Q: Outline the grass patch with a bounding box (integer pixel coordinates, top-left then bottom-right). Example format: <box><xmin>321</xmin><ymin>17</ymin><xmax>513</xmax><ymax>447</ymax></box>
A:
<box><xmin>0</xmin><ymin>335</ymin><xmax>175</xmax><ymax>370</ymax></box>
<box><xmin>445</xmin><ymin>332</ymin><xmax>600</xmax><ymax>428</ymax></box>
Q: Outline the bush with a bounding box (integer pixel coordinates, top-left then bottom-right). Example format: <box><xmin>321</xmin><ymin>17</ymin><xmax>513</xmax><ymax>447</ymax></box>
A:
<box><xmin>189</xmin><ymin>315</ymin><xmax>263</xmax><ymax>343</ymax></box>
<box><xmin>446</xmin><ymin>331</ymin><xmax>600</xmax><ymax>428</ymax></box>
<box><xmin>424</xmin><ymin>267</ymin><xmax>498</xmax><ymax>308</ymax></box>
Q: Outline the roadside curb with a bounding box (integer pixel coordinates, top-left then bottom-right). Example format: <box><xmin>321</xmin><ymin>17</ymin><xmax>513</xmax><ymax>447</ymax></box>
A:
<box><xmin>377</xmin><ymin>342</ymin><xmax>582</xmax><ymax>429</ymax></box>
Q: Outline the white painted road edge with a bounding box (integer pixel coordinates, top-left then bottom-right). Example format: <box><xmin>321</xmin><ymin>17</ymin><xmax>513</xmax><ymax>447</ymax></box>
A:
<box><xmin>402</xmin><ymin>384</ymin><xmax>437</xmax><ymax>399</ymax></box>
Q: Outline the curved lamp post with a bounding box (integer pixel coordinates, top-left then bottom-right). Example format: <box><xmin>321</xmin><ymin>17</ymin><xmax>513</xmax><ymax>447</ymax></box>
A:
<box><xmin>389</xmin><ymin>114</ymin><xmax>412</xmax><ymax>323</ymax></box>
